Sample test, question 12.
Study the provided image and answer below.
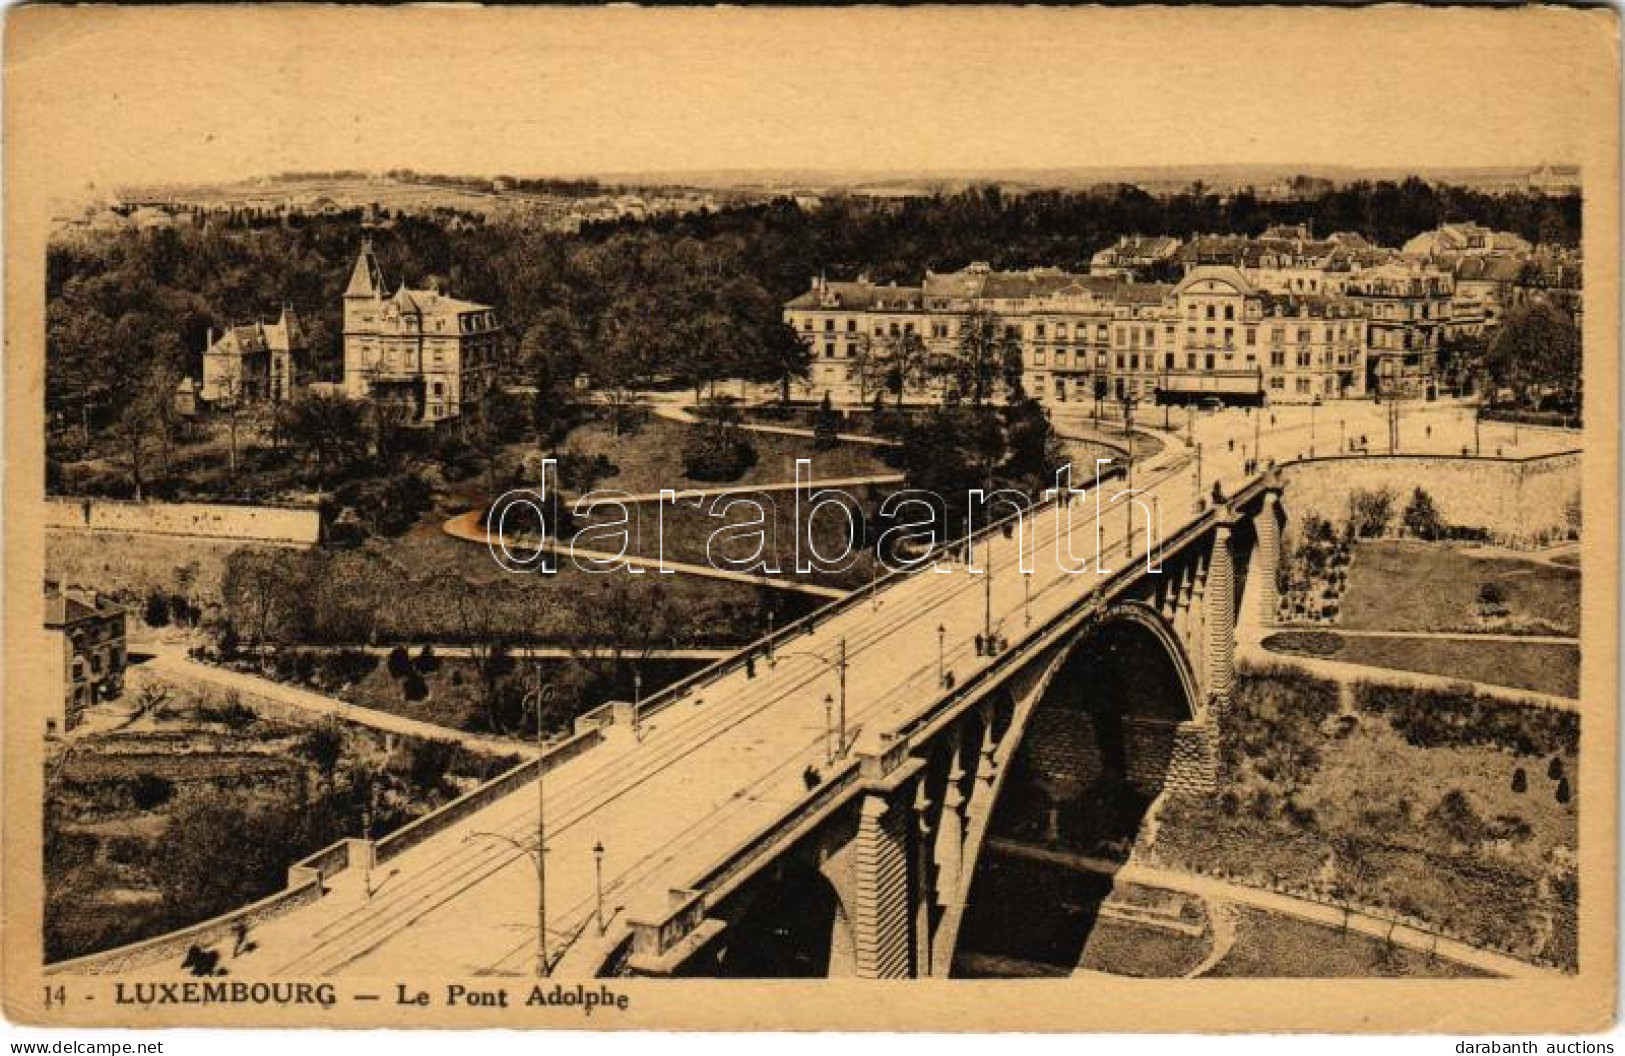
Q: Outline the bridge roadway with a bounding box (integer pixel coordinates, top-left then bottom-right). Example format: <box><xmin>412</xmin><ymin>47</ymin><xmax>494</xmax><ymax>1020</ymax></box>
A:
<box><xmin>218</xmin><ymin>399</ymin><xmax>1540</xmax><ymax>979</ymax></box>
<box><xmin>218</xmin><ymin>437</ymin><xmax>1213</xmax><ymax>980</ymax></box>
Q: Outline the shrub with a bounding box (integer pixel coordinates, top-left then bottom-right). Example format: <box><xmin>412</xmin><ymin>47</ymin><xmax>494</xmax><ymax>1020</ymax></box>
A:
<box><xmin>386</xmin><ymin>645</ymin><xmax>414</xmax><ymax>679</ymax></box>
<box><xmin>415</xmin><ymin>645</ymin><xmax>441</xmax><ymax>673</ymax></box>
<box><xmin>1401</xmin><ymin>487</ymin><xmax>1445</xmax><ymax>540</ymax></box>
<box><xmin>1353</xmin><ymin>682</ymin><xmax>1579</xmax><ymax>757</ymax></box>
<box><xmin>130</xmin><ymin>773</ymin><xmax>175</xmax><ymax>811</ymax></box>
<box><xmin>297</xmin><ymin>721</ymin><xmax>346</xmax><ymax>778</ymax></box>
<box><xmin>399</xmin><ymin>738</ymin><xmax>457</xmax><ymax>798</ymax></box>
<box><xmin>1547</xmin><ymin>756</ymin><xmax>1564</xmax><ymax>780</ymax></box>
<box><xmin>681</xmin><ymin>401</ymin><xmax>757</xmax><ymax>482</ymax></box>
<box><xmin>1477</xmin><ymin>582</ymin><xmax>1510</xmax><ymax>618</ymax></box>
<box><xmin>402</xmin><ymin>669</ymin><xmax>429</xmax><ymax>703</ymax></box>
<box><xmin>554</xmin><ymin>445</ymin><xmax>616</xmax><ymax>493</ymax></box>
<box><xmin>198</xmin><ymin>693</ymin><xmax>257</xmax><ymax>731</ymax></box>
<box><xmin>143</xmin><ymin>590</ymin><xmax>171</xmax><ymax>628</ymax></box>
<box><xmin>1348</xmin><ymin>487</ymin><xmax>1397</xmax><ymax>538</ymax></box>
<box><xmin>1511</xmin><ymin>767</ymin><xmax>1527</xmax><ymax>793</ymax></box>
<box><xmin>1427</xmin><ymin>789</ymin><xmax>1486</xmax><ymax>847</ymax></box>
<box><xmin>1555</xmin><ymin>777</ymin><xmax>1571</xmax><ymax>804</ymax></box>
<box><xmin>319</xmin><ymin>648</ymin><xmax>378</xmax><ymax>688</ymax></box>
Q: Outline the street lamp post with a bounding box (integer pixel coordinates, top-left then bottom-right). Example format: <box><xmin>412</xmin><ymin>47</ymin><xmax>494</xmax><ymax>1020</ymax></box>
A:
<box><xmin>936</xmin><ymin>622</ymin><xmax>946</xmax><ymax>687</ymax></box>
<box><xmin>823</xmin><ymin>693</ymin><xmax>836</xmax><ymax>764</ymax></box>
<box><xmin>592</xmin><ymin>841</ymin><xmax>606</xmax><ymax>936</ymax></box>
<box><xmin>523</xmin><ymin>682</ymin><xmax>557</xmax><ymax>975</ymax></box>
<box><xmin>1193</xmin><ymin>442</ymin><xmax>1203</xmax><ymax>511</ymax></box>
<box><xmin>465</xmin><ymin>829</ymin><xmax>549</xmax><ymax>976</ymax></box>
<box><xmin>784</xmin><ymin>638</ymin><xmax>849</xmax><ymax>761</ymax></box>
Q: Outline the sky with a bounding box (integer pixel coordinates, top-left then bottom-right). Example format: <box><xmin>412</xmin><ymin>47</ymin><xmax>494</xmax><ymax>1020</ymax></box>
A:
<box><xmin>5</xmin><ymin>6</ymin><xmax>1615</xmax><ymax>194</ymax></box>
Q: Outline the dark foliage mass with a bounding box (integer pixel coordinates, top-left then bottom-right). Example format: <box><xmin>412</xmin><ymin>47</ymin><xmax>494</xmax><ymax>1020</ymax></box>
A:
<box><xmin>48</xmin><ymin>181</ymin><xmax>1578</xmax><ymax>465</ymax></box>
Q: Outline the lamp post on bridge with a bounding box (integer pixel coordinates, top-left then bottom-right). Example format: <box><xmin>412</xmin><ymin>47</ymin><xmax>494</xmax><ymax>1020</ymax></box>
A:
<box><xmin>936</xmin><ymin>622</ymin><xmax>946</xmax><ymax>687</ymax></box>
<box><xmin>782</xmin><ymin>637</ymin><xmax>850</xmax><ymax>763</ymax></box>
<box><xmin>465</xmin><ymin>828</ymin><xmax>550</xmax><ymax>977</ymax></box>
<box><xmin>592</xmin><ymin>840</ymin><xmax>607</xmax><ymax>937</ymax></box>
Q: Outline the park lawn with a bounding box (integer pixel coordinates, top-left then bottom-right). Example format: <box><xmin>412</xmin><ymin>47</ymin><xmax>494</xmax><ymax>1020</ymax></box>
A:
<box><xmin>1339</xmin><ymin>540</ymin><xmax>1579</xmax><ymax>636</ymax></box>
<box><xmin>574</xmin><ymin>482</ymin><xmax>890</xmax><ymax>591</ymax></box>
<box><xmin>1203</xmin><ymin>907</ymin><xmax>1490</xmax><ymax>978</ymax></box>
<box><xmin>1150</xmin><ymin>666</ymin><xmax>1578</xmax><ymax>970</ymax></box>
<box><xmin>549</xmin><ymin>417</ymin><xmax>894</xmax><ymax>497</ymax></box>
<box><xmin>1075</xmin><ymin>916</ymin><xmax>1209</xmax><ymax>978</ymax></box>
<box><xmin>366</xmin><ymin>519</ymin><xmax>817</xmax><ymax>647</ymax></box>
<box><xmin>1333</xmin><ymin>635</ymin><xmax>1578</xmax><ymax>699</ymax></box>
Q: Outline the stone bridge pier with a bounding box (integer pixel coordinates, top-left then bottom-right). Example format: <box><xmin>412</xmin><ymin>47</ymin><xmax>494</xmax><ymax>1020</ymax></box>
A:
<box><xmin>620</xmin><ymin>474</ymin><xmax>1286</xmax><ymax>979</ymax></box>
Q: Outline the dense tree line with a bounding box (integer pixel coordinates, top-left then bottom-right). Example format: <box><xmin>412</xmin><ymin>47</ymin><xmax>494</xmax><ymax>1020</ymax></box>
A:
<box><xmin>47</xmin><ymin>179</ymin><xmax>1580</xmax><ymax>464</ymax></box>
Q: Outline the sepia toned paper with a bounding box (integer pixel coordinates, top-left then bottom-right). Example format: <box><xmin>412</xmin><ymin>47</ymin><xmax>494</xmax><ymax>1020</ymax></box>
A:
<box><xmin>3</xmin><ymin>5</ymin><xmax>1618</xmax><ymax>1032</ymax></box>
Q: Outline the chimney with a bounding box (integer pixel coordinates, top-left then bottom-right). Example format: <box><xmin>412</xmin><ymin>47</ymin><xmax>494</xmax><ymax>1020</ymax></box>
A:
<box><xmin>206</xmin><ymin>326</ymin><xmax>214</xmax><ymax>348</ymax></box>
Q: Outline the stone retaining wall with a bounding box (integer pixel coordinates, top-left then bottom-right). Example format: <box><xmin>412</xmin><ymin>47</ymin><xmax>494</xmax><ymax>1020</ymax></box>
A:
<box><xmin>1279</xmin><ymin>452</ymin><xmax>1580</xmax><ymax>550</ymax></box>
<box><xmin>46</xmin><ymin>498</ymin><xmax>320</xmax><ymax>546</ymax></box>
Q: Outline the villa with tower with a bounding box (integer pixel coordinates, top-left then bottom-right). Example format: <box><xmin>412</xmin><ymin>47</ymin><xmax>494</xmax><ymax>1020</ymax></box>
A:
<box><xmin>340</xmin><ymin>238</ymin><xmax>500</xmax><ymax>427</ymax></box>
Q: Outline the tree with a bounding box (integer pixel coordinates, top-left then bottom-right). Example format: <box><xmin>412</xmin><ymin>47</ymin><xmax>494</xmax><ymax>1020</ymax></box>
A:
<box><xmin>1486</xmin><ymin>302</ymin><xmax>1581</xmax><ymax>409</ymax></box>
<box><xmin>386</xmin><ymin>645</ymin><xmax>414</xmax><ymax>679</ymax></box>
<box><xmin>565</xmin><ymin>577</ymin><xmax>677</xmax><ymax>706</ymax></box>
<box><xmin>682</xmin><ymin>398</ymin><xmax>757</xmax><ymax>481</ymax></box>
<box><xmin>1348</xmin><ymin>487</ymin><xmax>1397</xmax><ymax>538</ymax></box>
<box><xmin>428</xmin><ymin>571</ymin><xmax>516</xmax><ymax>734</ymax></box>
<box><xmin>1401</xmin><ymin>487</ymin><xmax>1444</xmax><ymax>540</ymax></box>
<box><xmin>279</xmin><ymin>391</ymin><xmax>370</xmax><ymax>481</ymax></box>
<box><xmin>219</xmin><ymin>549</ymin><xmax>309</xmax><ymax>661</ymax></box>
<box><xmin>756</xmin><ymin>321</ymin><xmax>812</xmax><ymax>404</ymax></box>
<box><xmin>110</xmin><ymin>372</ymin><xmax>176</xmax><ymax>500</ymax></box>
<box><xmin>812</xmin><ymin>392</ymin><xmax>840</xmax><ymax>450</ymax></box>
<box><xmin>950</xmin><ymin>308</ymin><xmax>1024</xmax><ymax>407</ymax></box>
<box><xmin>872</xmin><ymin>330</ymin><xmax>932</xmax><ymax>410</ymax></box>
<box><xmin>297</xmin><ymin>721</ymin><xmax>347</xmax><ymax>783</ymax></box>
<box><xmin>1555</xmin><ymin>776</ymin><xmax>1571</xmax><ymax>804</ymax></box>
<box><xmin>1511</xmin><ymin>767</ymin><xmax>1527</xmax><ymax>793</ymax></box>
<box><xmin>143</xmin><ymin>589</ymin><xmax>172</xmax><ymax>628</ymax></box>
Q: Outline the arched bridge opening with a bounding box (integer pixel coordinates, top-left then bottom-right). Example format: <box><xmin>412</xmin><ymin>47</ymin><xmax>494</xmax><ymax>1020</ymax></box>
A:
<box><xmin>953</xmin><ymin>608</ymin><xmax>1204</xmax><ymax>977</ymax></box>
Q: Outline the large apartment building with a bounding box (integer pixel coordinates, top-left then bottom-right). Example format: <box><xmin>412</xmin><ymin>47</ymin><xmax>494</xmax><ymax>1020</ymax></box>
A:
<box><xmin>784</xmin><ymin>262</ymin><xmax>1368</xmax><ymax>408</ymax></box>
<box><xmin>341</xmin><ymin>238</ymin><xmax>500</xmax><ymax>427</ymax></box>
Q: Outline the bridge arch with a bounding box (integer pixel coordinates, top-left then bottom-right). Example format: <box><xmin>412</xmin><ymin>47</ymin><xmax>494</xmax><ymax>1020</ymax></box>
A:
<box><xmin>697</xmin><ymin>851</ymin><xmax>857</xmax><ymax>978</ymax></box>
<box><xmin>950</xmin><ymin>602</ymin><xmax>1207</xmax><ymax>977</ymax></box>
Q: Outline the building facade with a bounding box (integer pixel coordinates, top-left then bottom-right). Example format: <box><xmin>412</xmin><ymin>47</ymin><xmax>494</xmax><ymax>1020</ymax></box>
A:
<box><xmin>1342</xmin><ymin>263</ymin><xmax>1454</xmax><ymax>396</ymax></box>
<box><xmin>341</xmin><ymin>238</ymin><xmax>500</xmax><ymax>426</ymax></box>
<box><xmin>783</xmin><ymin>263</ymin><xmax>1367</xmax><ymax>408</ymax></box>
<box><xmin>45</xmin><ymin>587</ymin><xmax>126</xmax><ymax>736</ymax></box>
<box><xmin>199</xmin><ymin>305</ymin><xmax>308</xmax><ymax>405</ymax></box>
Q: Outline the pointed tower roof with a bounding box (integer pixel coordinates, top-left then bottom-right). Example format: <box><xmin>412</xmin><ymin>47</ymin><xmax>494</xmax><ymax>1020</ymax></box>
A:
<box><xmin>345</xmin><ymin>237</ymin><xmax>385</xmax><ymax>298</ymax></box>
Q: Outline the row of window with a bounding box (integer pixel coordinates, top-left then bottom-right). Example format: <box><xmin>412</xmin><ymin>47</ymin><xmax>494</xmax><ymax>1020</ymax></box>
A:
<box><xmin>796</xmin><ymin>313</ymin><xmax>1367</xmax><ymax>347</ymax></box>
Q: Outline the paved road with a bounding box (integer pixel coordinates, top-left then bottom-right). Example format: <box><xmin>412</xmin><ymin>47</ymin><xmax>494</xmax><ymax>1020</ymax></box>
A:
<box><xmin>137</xmin><ymin>644</ymin><xmax>540</xmax><ymax>757</ymax></box>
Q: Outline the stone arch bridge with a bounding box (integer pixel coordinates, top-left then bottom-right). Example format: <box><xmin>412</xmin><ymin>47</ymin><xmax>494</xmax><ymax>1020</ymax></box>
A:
<box><xmin>614</xmin><ymin>472</ymin><xmax>1285</xmax><ymax>979</ymax></box>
